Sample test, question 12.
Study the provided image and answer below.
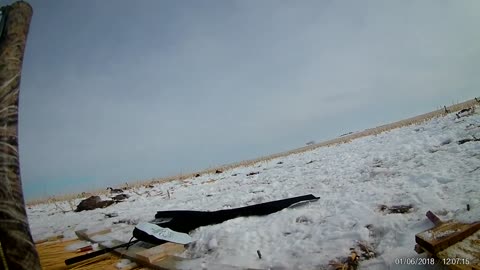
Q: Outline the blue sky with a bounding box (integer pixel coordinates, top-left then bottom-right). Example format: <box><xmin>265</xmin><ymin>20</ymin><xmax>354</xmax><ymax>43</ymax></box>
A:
<box><xmin>4</xmin><ymin>0</ymin><xmax>478</xmax><ymax>200</ymax></box>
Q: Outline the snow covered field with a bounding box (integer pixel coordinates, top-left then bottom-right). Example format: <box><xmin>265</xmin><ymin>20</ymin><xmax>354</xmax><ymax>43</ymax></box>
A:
<box><xmin>27</xmin><ymin>109</ymin><xmax>480</xmax><ymax>270</ymax></box>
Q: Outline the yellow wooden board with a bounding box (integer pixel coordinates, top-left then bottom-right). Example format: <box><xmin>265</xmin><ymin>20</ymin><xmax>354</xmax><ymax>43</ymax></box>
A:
<box><xmin>136</xmin><ymin>242</ymin><xmax>185</xmax><ymax>264</ymax></box>
<box><xmin>415</xmin><ymin>221</ymin><xmax>480</xmax><ymax>255</ymax></box>
<box><xmin>437</xmin><ymin>229</ymin><xmax>480</xmax><ymax>270</ymax></box>
<box><xmin>36</xmin><ymin>239</ymin><xmax>147</xmax><ymax>270</ymax></box>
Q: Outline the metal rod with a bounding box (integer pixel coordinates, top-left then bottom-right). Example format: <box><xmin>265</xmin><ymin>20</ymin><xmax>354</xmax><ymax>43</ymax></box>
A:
<box><xmin>65</xmin><ymin>239</ymin><xmax>140</xmax><ymax>265</ymax></box>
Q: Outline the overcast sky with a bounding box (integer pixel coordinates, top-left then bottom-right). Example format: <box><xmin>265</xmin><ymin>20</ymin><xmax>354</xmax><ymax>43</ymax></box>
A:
<box><xmin>5</xmin><ymin>0</ymin><xmax>478</xmax><ymax>200</ymax></box>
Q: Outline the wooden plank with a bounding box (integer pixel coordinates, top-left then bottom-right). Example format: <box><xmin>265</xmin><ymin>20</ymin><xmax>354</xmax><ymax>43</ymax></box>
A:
<box><xmin>73</xmin><ymin>229</ymin><xmax>181</xmax><ymax>270</ymax></box>
<box><xmin>136</xmin><ymin>242</ymin><xmax>185</xmax><ymax>263</ymax></box>
<box><xmin>414</xmin><ymin>244</ymin><xmax>425</xmax><ymax>254</ymax></box>
<box><xmin>415</xmin><ymin>221</ymin><xmax>480</xmax><ymax>254</ymax></box>
<box><xmin>75</xmin><ymin>228</ymin><xmax>111</xmax><ymax>240</ymax></box>
<box><xmin>448</xmin><ymin>262</ymin><xmax>480</xmax><ymax>270</ymax></box>
<box><xmin>415</xmin><ymin>211</ymin><xmax>480</xmax><ymax>270</ymax></box>
<box><xmin>437</xmin><ymin>230</ymin><xmax>480</xmax><ymax>270</ymax></box>
<box><xmin>448</xmin><ymin>265</ymin><xmax>480</xmax><ymax>270</ymax></box>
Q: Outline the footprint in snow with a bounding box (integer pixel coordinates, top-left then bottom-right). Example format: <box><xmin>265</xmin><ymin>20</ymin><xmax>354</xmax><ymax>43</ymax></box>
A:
<box><xmin>408</xmin><ymin>175</ymin><xmax>432</xmax><ymax>188</ymax></box>
<box><xmin>436</xmin><ymin>177</ymin><xmax>454</xmax><ymax>184</ymax></box>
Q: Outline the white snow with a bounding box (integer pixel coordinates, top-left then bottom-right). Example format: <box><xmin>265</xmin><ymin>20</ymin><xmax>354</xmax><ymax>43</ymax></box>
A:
<box><xmin>115</xmin><ymin>259</ymin><xmax>137</xmax><ymax>269</ymax></box>
<box><xmin>64</xmin><ymin>241</ymin><xmax>90</xmax><ymax>251</ymax></box>
<box><xmin>27</xmin><ymin>110</ymin><xmax>480</xmax><ymax>269</ymax></box>
<box><xmin>433</xmin><ymin>229</ymin><xmax>458</xmax><ymax>239</ymax></box>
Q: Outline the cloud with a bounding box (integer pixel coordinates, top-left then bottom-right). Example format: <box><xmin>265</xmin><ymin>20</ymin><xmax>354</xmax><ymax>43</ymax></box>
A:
<box><xmin>18</xmin><ymin>0</ymin><xmax>480</xmax><ymax>199</ymax></box>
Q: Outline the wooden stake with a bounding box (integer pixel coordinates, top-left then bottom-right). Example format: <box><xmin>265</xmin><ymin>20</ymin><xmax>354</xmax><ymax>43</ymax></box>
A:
<box><xmin>256</xmin><ymin>250</ymin><xmax>262</xmax><ymax>259</ymax></box>
<box><xmin>426</xmin><ymin>211</ymin><xmax>442</xmax><ymax>226</ymax></box>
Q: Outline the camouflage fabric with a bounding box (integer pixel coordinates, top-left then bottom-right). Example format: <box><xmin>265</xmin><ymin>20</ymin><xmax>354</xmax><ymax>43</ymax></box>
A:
<box><xmin>0</xmin><ymin>2</ymin><xmax>41</xmax><ymax>270</ymax></box>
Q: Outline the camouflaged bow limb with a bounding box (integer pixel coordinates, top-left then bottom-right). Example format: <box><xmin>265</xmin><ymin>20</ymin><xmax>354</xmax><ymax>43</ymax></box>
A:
<box><xmin>0</xmin><ymin>2</ymin><xmax>41</xmax><ymax>270</ymax></box>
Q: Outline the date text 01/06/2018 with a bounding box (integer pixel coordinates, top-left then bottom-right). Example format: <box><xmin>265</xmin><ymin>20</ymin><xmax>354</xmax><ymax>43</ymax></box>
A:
<box><xmin>394</xmin><ymin>258</ymin><xmax>436</xmax><ymax>265</ymax></box>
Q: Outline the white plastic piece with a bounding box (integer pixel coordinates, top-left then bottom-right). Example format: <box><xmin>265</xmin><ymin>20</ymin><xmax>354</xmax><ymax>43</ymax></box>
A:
<box><xmin>135</xmin><ymin>223</ymin><xmax>193</xmax><ymax>244</ymax></box>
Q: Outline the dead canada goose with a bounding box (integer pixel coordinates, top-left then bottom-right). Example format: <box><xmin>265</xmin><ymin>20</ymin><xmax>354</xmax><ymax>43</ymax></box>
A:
<box><xmin>111</xmin><ymin>194</ymin><xmax>129</xmax><ymax>202</ymax></box>
<box><xmin>456</xmin><ymin>107</ymin><xmax>475</xmax><ymax>119</ymax></box>
<box><xmin>75</xmin><ymin>196</ymin><xmax>114</xmax><ymax>212</ymax></box>
<box><xmin>107</xmin><ymin>187</ymin><xmax>123</xmax><ymax>194</ymax></box>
